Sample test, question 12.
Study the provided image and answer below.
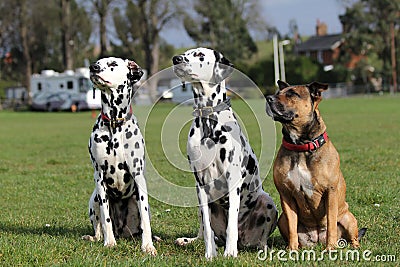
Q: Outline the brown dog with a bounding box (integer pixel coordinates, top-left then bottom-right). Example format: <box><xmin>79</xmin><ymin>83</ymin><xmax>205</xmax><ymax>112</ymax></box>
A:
<box><xmin>265</xmin><ymin>80</ymin><xmax>366</xmax><ymax>250</ymax></box>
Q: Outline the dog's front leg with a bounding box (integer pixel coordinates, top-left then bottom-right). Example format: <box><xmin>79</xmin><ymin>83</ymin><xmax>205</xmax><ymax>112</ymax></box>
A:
<box><xmin>198</xmin><ymin>184</ymin><xmax>217</xmax><ymax>259</ymax></box>
<box><xmin>326</xmin><ymin>186</ymin><xmax>339</xmax><ymax>250</ymax></box>
<box><xmin>81</xmin><ymin>189</ymin><xmax>103</xmax><ymax>242</ymax></box>
<box><xmin>224</xmin><ymin>175</ymin><xmax>240</xmax><ymax>257</ymax></box>
<box><xmin>95</xmin><ymin>171</ymin><xmax>116</xmax><ymax>247</ymax></box>
<box><xmin>135</xmin><ymin>173</ymin><xmax>157</xmax><ymax>256</ymax></box>
<box><xmin>280</xmin><ymin>194</ymin><xmax>299</xmax><ymax>250</ymax></box>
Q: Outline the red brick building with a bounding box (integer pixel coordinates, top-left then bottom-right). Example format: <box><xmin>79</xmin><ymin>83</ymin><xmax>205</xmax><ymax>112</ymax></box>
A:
<box><xmin>295</xmin><ymin>21</ymin><xmax>343</xmax><ymax>66</ymax></box>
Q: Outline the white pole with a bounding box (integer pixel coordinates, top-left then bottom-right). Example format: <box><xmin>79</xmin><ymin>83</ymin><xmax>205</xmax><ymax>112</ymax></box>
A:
<box><xmin>273</xmin><ymin>34</ymin><xmax>280</xmax><ymax>85</ymax></box>
<box><xmin>279</xmin><ymin>42</ymin><xmax>286</xmax><ymax>82</ymax></box>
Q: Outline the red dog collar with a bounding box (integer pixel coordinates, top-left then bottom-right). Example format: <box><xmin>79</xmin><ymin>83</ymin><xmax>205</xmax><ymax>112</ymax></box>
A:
<box><xmin>101</xmin><ymin>106</ymin><xmax>133</xmax><ymax>129</ymax></box>
<box><xmin>282</xmin><ymin>132</ymin><xmax>329</xmax><ymax>152</ymax></box>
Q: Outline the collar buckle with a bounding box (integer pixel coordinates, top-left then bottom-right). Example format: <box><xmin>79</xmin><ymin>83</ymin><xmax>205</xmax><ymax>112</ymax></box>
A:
<box><xmin>192</xmin><ymin>98</ymin><xmax>231</xmax><ymax>117</ymax></box>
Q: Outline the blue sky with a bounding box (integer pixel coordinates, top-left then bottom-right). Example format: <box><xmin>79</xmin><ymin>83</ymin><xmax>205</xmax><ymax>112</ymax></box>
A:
<box><xmin>160</xmin><ymin>0</ymin><xmax>346</xmax><ymax>47</ymax></box>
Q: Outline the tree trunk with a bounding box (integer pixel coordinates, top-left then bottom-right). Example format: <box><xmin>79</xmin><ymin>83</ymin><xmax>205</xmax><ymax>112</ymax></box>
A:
<box><xmin>147</xmin><ymin>40</ymin><xmax>160</xmax><ymax>102</ymax></box>
<box><xmin>390</xmin><ymin>22</ymin><xmax>397</xmax><ymax>94</ymax></box>
<box><xmin>61</xmin><ymin>0</ymin><xmax>73</xmax><ymax>70</ymax></box>
<box><xmin>19</xmin><ymin>0</ymin><xmax>32</xmax><ymax>105</ymax></box>
<box><xmin>99</xmin><ymin>9</ymin><xmax>108</xmax><ymax>58</ymax></box>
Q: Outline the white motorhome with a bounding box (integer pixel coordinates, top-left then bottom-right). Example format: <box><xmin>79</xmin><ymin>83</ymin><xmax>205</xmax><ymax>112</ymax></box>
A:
<box><xmin>169</xmin><ymin>78</ymin><xmax>193</xmax><ymax>105</ymax></box>
<box><xmin>31</xmin><ymin>68</ymin><xmax>101</xmax><ymax>111</ymax></box>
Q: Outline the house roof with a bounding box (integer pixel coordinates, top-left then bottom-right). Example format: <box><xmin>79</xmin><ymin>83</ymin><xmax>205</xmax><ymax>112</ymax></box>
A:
<box><xmin>295</xmin><ymin>34</ymin><xmax>343</xmax><ymax>52</ymax></box>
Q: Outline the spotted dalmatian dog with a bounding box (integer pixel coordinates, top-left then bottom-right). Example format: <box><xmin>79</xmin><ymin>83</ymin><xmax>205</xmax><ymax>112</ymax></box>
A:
<box><xmin>172</xmin><ymin>48</ymin><xmax>278</xmax><ymax>258</ymax></box>
<box><xmin>81</xmin><ymin>57</ymin><xmax>156</xmax><ymax>255</ymax></box>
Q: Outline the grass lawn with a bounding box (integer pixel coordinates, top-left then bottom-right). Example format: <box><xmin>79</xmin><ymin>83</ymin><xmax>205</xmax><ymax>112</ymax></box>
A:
<box><xmin>0</xmin><ymin>95</ymin><xmax>399</xmax><ymax>266</ymax></box>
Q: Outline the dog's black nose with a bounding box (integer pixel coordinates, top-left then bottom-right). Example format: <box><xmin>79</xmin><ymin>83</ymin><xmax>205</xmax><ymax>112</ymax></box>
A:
<box><xmin>172</xmin><ymin>55</ymin><xmax>183</xmax><ymax>65</ymax></box>
<box><xmin>89</xmin><ymin>63</ymin><xmax>101</xmax><ymax>73</ymax></box>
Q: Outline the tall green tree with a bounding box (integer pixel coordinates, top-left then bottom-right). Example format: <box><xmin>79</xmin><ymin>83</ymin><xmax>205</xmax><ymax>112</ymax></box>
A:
<box><xmin>184</xmin><ymin>0</ymin><xmax>260</xmax><ymax>62</ymax></box>
<box><xmin>339</xmin><ymin>0</ymin><xmax>400</xmax><ymax>89</ymax></box>
<box><xmin>89</xmin><ymin>0</ymin><xmax>116</xmax><ymax>58</ymax></box>
<box><xmin>112</xmin><ymin>0</ymin><xmax>180</xmax><ymax>101</ymax></box>
<box><xmin>0</xmin><ymin>0</ymin><xmax>92</xmax><ymax>103</ymax></box>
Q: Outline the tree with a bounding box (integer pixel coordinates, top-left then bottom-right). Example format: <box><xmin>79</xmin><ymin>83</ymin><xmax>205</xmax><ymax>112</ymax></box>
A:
<box><xmin>183</xmin><ymin>0</ymin><xmax>260</xmax><ymax>62</ymax></box>
<box><xmin>15</xmin><ymin>0</ymin><xmax>33</xmax><ymax>104</ymax></box>
<box><xmin>0</xmin><ymin>0</ymin><xmax>92</xmax><ymax>105</ymax></box>
<box><xmin>90</xmin><ymin>0</ymin><xmax>116</xmax><ymax>58</ymax></box>
<box><xmin>112</xmin><ymin>0</ymin><xmax>179</xmax><ymax>101</ymax></box>
<box><xmin>339</xmin><ymin>0</ymin><xmax>400</xmax><ymax>91</ymax></box>
<box><xmin>61</xmin><ymin>0</ymin><xmax>73</xmax><ymax>70</ymax></box>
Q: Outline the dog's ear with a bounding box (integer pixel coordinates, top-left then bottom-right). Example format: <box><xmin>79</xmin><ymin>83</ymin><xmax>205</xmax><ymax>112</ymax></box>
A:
<box><xmin>213</xmin><ymin>50</ymin><xmax>234</xmax><ymax>83</ymax></box>
<box><xmin>307</xmin><ymin>81</ymin><xmax>328</xmax><ymax>103</ymax></box>
<box><xmin>277</xmin><ymin>80</ymin><xmax>290</xmax><ymax>90</ymax></box>
<box><xmin>127</xmin><ymin>59</ymin><xmax>144</xmax><ymax>84</ymax></box>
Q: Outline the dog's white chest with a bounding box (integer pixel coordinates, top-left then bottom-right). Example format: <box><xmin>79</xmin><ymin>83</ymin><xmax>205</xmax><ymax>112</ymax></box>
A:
<box><xmin>287</xmin><ymin>163</ymin><xmax>314</xmax><ymax>198</ymax></box>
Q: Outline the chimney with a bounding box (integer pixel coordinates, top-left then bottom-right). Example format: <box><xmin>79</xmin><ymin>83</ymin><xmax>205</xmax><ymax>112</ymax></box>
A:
<box><xmin>316</xmin><ymin>19</ymin><xmax>328</xmax><ymax>36</ymax></box>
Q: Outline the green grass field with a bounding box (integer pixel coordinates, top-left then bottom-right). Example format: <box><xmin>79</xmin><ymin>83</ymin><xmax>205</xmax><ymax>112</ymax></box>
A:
<box><xmin>0</xmin><ymin>95</ymin><xmax>399</xmax><ymax>266</ymax></box>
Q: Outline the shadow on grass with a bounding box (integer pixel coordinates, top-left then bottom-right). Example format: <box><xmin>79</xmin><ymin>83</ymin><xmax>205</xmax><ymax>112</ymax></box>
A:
<box><xmin>0</xmin><ymin>221</ymin><xmax>89</xmax><ymax>238</ymax></box>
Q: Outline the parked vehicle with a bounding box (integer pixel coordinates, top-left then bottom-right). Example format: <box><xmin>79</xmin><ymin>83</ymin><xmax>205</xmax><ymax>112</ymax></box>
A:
<box><xmin>30</xmin><ymin>68</ymin><xmax>101</xmax><ymax>111</ymax></box>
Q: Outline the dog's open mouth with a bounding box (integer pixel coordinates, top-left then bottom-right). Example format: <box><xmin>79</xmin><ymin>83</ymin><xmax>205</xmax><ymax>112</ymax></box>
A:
<box><xmin>90</xmin><ymin>74</ymin><xmax>111</xmax><ymax>88</ymax></box>
<box><xmin>266</xmin><ymin>102</ymin><xmax>294</xmax><ymax>122</ymax></box>
<box><xmin>173</xmin><ymin>66</ymin><xmax>198</xmax><ymax>80</ymax></box>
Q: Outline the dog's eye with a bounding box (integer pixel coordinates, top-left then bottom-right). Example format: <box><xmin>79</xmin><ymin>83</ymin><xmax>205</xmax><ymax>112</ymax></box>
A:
<box><xmin>286</xmin><ymin>90</ymin><xmax>300</xmax><ymax>98</ymax></box>
<box><xmin>193</xmin><ymin>52</ymin><xmax>205</xmax><ymax>58</ymax></box>
<box><xmin>108</xmin><ymin>61</ymin><xmax>118</xmax><ymax>67</ymax></box>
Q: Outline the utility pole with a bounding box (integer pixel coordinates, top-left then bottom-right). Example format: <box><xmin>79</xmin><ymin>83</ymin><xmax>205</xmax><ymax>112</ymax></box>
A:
<box><xmin>273</xmin><ymin>34</ymin><xmax>280</xmax><ymax>85</ymax></box>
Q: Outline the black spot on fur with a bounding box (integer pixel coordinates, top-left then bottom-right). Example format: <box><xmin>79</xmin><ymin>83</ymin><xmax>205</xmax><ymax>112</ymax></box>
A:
<box><xmin>220</xmin><ymin>148</ymin><xmax>226</xmax><ymax>162</ymax></box>
<box><xmin>240</xmin><ymin>135</ymin><xmax>246</xmax><ymax>147</ymax></box>
<box><xmin>110</xmin><ymin>165</ymin><xmax>115</xmax><ymax>174</ymax></box>
<box><xmin>214</xmin><ymin>179</ymin><xmax>223</xmax><ymax>190</ymax></box>
<box><xmin>228</xmin><ymin>149</ymin><xmax>234</xmax><ymax>163</ymax></box>
<box><xmin>219</xmin><ymin>135</ymin><xmax>227</xmax><ymax>144</ymax></box>
<box><xmin>246</xmin><ymin>155</ymin><xmax>256</xmax><ymax>175</ymax></box>
<box><xmin>101</xmin><ymin>135</ymin><xmax>109</xmax><ymax>142</ymax></box>
<box><xmin>256</xmin><ymin>216</ymin><xmax>266</xmax><ymax>226</ymax></box>
<box><xmin>123</xmin><ymin>173</ymin><xmax>131</xmax><ymax>183</ymax></box>
<box><xmin>221</xmin><ymin>125</ymin><xmax>232</xmax><ymax>132</ymax></box>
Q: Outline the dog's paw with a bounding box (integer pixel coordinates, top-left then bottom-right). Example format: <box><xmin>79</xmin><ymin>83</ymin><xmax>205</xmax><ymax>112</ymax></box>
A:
<box><xmin>153</xmin><ymin>235</ymin><xmax>162</xmax><ymax>242</ymax></box>
<box><xmin>104</xmin><ymin>239</ymin><xmax>117</xmax><ymax>247</ymax></box>
<box><xmin>175</xmin><ymin>237</ymin><xmax>197</xmax><ymax>246</ymax></box>
<box><xmin>81</xmin><ymin>235</ymin><xmax>100</xmax><ymax>242</ymax></box>
<box><xmin>288</xmin><ymin>241</ymin><xmax>299</xmax><ymax>251</ymax></box>
<box><xmin>142</xmin><ymin>243</ymin><xmax>157</xmax><ymax>256</ymax></box>
<box><xmin>325</xmin><ymin>244</ymin><xmax>336</xmax><ymax>251</ymax></box>
<box><xmin>205</xmin><ymin>250</ymin><xmax>218</xmax><ymax>260</ymax></box>
<box><xmin>223</xmin><ymin>246</ymin><xmax>238</xmax><ymax>257</ymax></box>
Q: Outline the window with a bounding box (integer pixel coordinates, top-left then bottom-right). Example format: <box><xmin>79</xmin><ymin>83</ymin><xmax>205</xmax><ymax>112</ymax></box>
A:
<box><xmin>79</xmin><ymin>78</ymin><xmax>91</xmax><ymax>92</ymax></box>
<box><xmin>67</xmin><ymin>81</ymin><xmax>74</xmax><ymax>90</ymax></box>
<box><xmin>38</xmin><ymin>83</ymin><xmax>42</xmax><ymax>91</ymax></box>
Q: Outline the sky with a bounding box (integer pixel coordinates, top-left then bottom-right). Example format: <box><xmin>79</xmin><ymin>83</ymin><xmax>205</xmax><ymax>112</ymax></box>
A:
<box><xmin>160</xmin><ymin>0</ymin><xmax>347</xmax><ymax>48</ymax></box>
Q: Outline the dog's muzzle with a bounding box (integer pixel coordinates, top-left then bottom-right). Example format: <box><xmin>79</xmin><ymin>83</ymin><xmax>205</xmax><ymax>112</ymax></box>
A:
<box><xmin>265</xmin><ymin>95</ymin><xmax>294</xmax><ymax>122</ymax></box>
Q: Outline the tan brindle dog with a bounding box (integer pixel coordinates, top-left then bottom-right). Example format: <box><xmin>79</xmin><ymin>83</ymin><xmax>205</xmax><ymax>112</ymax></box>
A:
<box><xmin>265</xmin><ymin>80</ymin><xmax>366</xmax><ymax>250</ymax></box>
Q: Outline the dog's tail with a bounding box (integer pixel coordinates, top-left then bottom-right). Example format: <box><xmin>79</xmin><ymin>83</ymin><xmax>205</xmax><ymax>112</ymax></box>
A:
<box><xmin>358</xmin><ymin>227</ymin><xmax>367</xmax><ymax>241</ymax></box>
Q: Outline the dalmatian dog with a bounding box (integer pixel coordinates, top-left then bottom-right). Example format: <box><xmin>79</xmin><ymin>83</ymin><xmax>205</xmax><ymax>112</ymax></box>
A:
<box><xmin>172</xmin><ymin>48</ymin><xmax>278</xmax><ymax>258</ymax></box>
<box><xmin>81</xmin><ymin>57</ymin><xmax>156</xmax><ymax>256</ymax></box>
